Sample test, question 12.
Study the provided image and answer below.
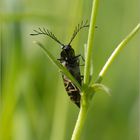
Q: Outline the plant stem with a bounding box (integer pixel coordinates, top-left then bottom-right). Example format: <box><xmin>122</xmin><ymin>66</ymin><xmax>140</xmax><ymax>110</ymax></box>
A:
<box><xmin>71</xmin><ymin>0</ymin><xmax>99</xmax><ymax>139</ymax></box>
<box><xmin>71</xmin><ymin>95</ymin><xmax>88</xmax><ymax>140</ymax></box>
<box><xmin>97</xmin><ymin>23</ymin><xmax>140</xmax><ymax>82</ymax></box>
<box><xmin>84</xmin><ymin>0</ymin><xmax>99</xmax><ymax>85</ymax></box>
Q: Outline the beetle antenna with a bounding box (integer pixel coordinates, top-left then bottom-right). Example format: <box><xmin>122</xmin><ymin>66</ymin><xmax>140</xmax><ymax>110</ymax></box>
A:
<box><xmin>30</xmin><ymin>27</ymin><xmax>65</xmax><ymax>47</ymax></box>
<box><xmin>68</xmin><ymin>20</ymin><xmax>89</xmax><ymax>45</ymax></box>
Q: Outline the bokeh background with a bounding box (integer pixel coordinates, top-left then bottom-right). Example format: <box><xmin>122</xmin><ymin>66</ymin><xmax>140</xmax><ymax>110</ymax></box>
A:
<box><xmin>0</xmin><ymin>0</ymin><xmax>139</xmax><ymax>140</ymax></box>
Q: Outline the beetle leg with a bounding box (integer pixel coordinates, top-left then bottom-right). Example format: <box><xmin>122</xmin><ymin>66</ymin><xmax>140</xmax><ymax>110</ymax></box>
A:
<box><xmin>79</xmin><ymin>64</ymin><xmax>84</xmax><ymax>66</ymax></box>
<box><xmin>74</xmin><ymin>54</ymin><xmax>85</xmax><ymax>62</ymax></box>
<box><xmin>57</xmin><ymin>58</ymin><xmax>62</xmax><ymax>61</ymax></box>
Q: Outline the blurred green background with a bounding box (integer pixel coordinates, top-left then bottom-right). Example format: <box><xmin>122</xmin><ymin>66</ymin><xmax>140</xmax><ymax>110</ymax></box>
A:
<box><xmin>0</xmin><ymin>0</ymin><xmax>139</xmax><ymax>140</ymax></box>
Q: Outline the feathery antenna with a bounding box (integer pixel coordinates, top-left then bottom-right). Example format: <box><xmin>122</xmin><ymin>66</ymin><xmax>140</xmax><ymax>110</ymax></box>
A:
<box><xmin>30</xmin><ymin>28</ymin><xmax>65</xmax><ymax>47</ymax></box>
<box><xmin>68</xmin><ymin>20</ymin><xmax>89</xmax><ymax>45</ymax></box>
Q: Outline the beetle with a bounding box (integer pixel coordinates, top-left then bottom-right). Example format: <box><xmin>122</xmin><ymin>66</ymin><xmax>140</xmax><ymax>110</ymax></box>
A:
<box><xmin>30</xmin><ymin>21</ymin><xmax>89</xmax><ymax>107</ymax></box>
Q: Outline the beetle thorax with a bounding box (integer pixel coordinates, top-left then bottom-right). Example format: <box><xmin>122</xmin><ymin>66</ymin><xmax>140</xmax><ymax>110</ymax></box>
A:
<box><xmin>61</xmin><ymin>45</ymin><xmax>75</xmax><ymax>61</ymax></box>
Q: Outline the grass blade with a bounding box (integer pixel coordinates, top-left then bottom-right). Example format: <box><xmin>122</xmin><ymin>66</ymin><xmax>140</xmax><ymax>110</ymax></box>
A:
<box><xmin>96</xmin><ymin>23</ymin><xmax>140</xmax><ymax>82</ymax></box>
<box><xmin>90</xmin><ymin>83</ymin><xmax>111</xmax><ymax>96</ymax></box>
<box><xmin>34</xmin><ymin>41</ymin><xmax>82</xmax><ymax>90</ymax></box>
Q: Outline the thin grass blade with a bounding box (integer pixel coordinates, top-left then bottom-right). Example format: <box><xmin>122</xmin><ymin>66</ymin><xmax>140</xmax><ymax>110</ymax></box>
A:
<box><xmin>34</xmin><ymin>41</ymin><xmax>82</xmax><ymax>90</ymax></box>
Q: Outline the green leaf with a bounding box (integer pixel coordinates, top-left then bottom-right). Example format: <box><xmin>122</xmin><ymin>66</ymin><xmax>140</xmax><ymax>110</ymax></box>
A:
<box><xmin>89</xmin><ymin>83</ymin><xmax>111</xmax><ymax>96</ymax></box>
<box><xmin>97</xmin><ymin>23</ymin><xmax>140</xmax><ymax>82</ymax></box>
<box><xmin>34</xmin><ymin>41</ymin><xmax>82</xmax><ymax>90</ymax></box>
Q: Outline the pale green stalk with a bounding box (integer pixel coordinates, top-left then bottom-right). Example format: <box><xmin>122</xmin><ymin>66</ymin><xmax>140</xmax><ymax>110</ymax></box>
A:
<box><xmin>71</xmin><ymin>97</ymin><xmax>88</xmax><ymax>140</ymax></box>
<box><xmin>71</xmin><ymin>0</ymin><xmax>99</xmax><ymax>140</ymax></box>
<box><xmin>84</xmin><ymin>0</ymin><xmax>99</xmax><ymax>84</ymax></box>
<box><xmin>97</xmin><ymin>23</ymin><xmax>140</xmax><ymax>82</ymax></box>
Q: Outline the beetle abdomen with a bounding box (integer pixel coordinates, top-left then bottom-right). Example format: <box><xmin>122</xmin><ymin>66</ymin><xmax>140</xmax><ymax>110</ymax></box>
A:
<box><xmin>61</xmin><ymin>58</ymin><xmax>81</xmax><ymax>108</ymax></box>
<box><xmin>62</xmin><ymin>74</ymin><xmax>81</xmax><ymax>107</ymax></box>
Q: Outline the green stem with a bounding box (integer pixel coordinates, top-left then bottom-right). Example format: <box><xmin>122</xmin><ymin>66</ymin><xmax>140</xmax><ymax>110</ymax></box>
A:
<box><xmin>97</xmin><ymin>23</ymin><xmax>140</xmax><ymax>82</ymax></box>
<box><xmin>84</xmin><ymin>0</ymin><xmax>99</xmax><ymax>84</ymax></box>
<box><xmin>71</xmin><ymin>0</ymin><xmax>99</xmax><ymax>139</ymax></box>
<box><xmin>71</xmin><ymin>95</ymin><xmax>88</xmax><ymax>140</ymax></box>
